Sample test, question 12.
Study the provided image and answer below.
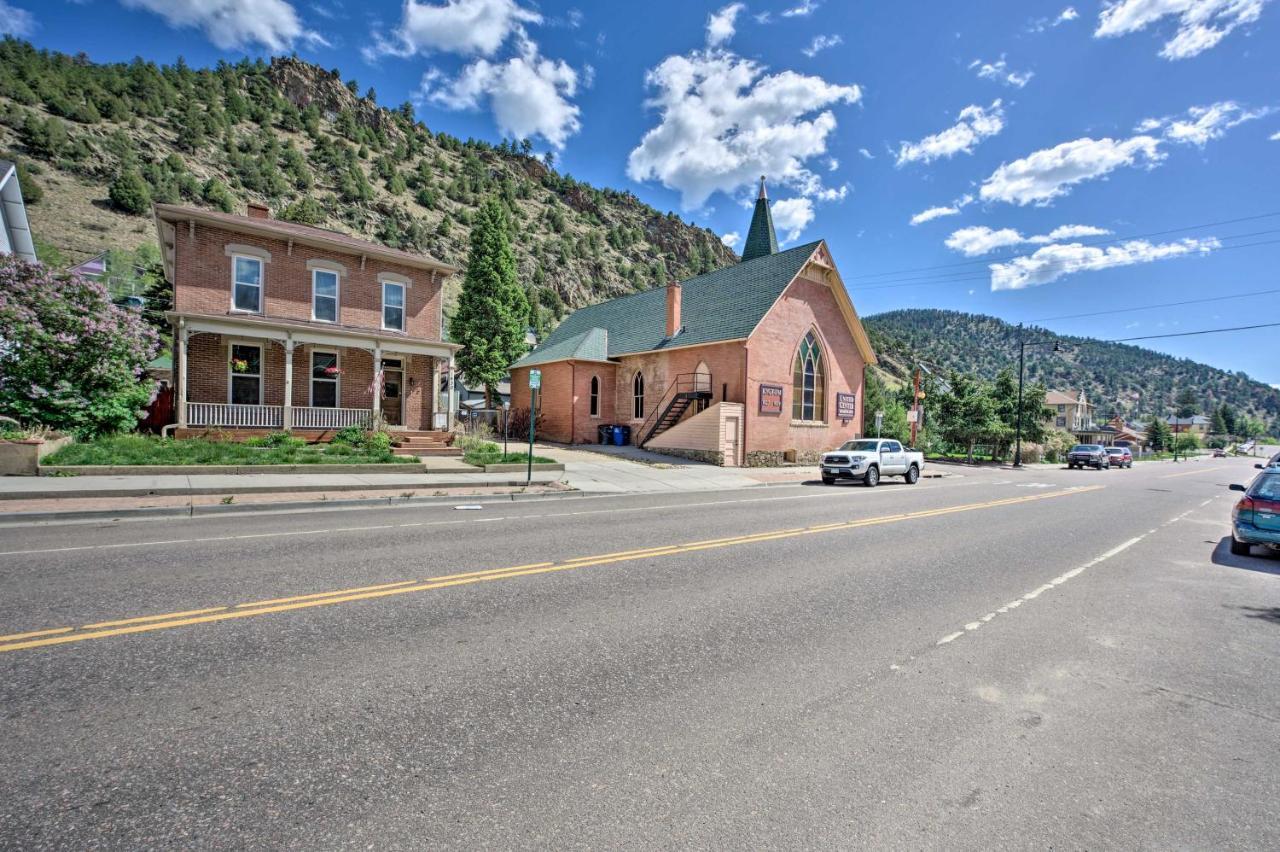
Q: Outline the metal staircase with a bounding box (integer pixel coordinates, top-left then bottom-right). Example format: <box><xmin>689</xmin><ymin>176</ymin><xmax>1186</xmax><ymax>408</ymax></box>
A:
<box><xmin>638</xmin><ymin>373</ymin><xmax>713</xmax><ymax>447</ymax></box>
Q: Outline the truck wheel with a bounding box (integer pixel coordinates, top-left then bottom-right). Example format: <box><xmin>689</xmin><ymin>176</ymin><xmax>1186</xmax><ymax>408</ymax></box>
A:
<box><xmin>904</xmin><ymin>464</ymin><xmax>919</xmax><ymax>485</ymax></box>
<box><xmin>821</xmin><ymin>475</ymin><xmax>835</xmax><ymax>485</ymax></box>
<box><xmin>1230</xmin><ymin>536</ymin><xmax>1251</xmax><ymax>556</ymax></box>
<box><xmin>863</xmin><ymin>465</ymin><xmax>879</xmax><ymax>487</ymax></box>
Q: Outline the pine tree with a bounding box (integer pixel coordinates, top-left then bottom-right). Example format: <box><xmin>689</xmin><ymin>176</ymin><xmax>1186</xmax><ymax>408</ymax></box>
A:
<box><xmin>1210</xmin><ymin>406</ymin><xmax>1228</xmax><ymax>437</ymax></box>
<box><xmin>1146</xmin><ymin>416</ymin><xmax>1172</xmax><ymax>452</ymax></box>
<box><xmin>449</xmin><ymin>198</ymin><xmax>530</xmax><ymax>406</ymax></box>
<box><xmin>108</xmin><ymin>169</ymin><xmax>152</xmax><ymax>214</ymax></box>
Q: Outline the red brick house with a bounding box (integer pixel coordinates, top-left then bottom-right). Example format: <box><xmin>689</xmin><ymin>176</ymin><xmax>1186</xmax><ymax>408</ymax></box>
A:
<box><xmin>509</xmin><ymin>181</ymin><xmax>877</xmax><ymax>466</ymax></box>
<box><xmin>155</xmin><ymin>203</ymin><xmax>460</xmax><ymax>435</ymax></box>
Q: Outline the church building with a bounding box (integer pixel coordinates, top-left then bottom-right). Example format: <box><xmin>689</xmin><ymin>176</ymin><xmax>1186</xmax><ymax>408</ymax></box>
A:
<box><xmin>509</xmin><ymin>180</ymin><xmax>877</xmax><ymax>466</ymax></box>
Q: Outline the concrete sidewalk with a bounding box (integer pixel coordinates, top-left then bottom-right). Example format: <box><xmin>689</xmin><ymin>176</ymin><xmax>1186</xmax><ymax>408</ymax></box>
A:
<box><xmin>0</xmin><ymin>470</ymin><xmax>565</xmax><ymax>500</ymax></box>
<box><xmin>533</xmin><ymin>443</ymin><xmax>807</xmax><ymax>493</ymax></box>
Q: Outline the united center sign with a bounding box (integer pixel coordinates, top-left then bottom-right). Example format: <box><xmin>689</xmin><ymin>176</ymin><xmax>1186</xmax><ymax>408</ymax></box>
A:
<box><xmin>836</xmin><ymin>392</ymin><xmax>857</xmax><ymax>422</ymax></box>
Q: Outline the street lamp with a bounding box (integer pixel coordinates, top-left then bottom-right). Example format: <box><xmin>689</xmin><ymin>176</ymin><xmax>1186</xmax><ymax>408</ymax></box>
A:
<box><xmin>1014</xmin><ymin>324</ymin><xmax>1063</xmax><ymax>468</ymax></box>
<box><xmin>502</xmin><ymin>400</ymin><xmax>511</xmax><ymax>456</ymax></box>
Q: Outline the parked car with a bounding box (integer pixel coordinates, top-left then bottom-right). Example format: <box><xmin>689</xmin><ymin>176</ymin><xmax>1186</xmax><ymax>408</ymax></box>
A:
<box><xmin>1229</xmin><ymin>470</ymin><xmax>1280</xmax><ymax>556</ymax></box>
<box><xmin>820</xmin><ymin>439</ymin><xmax>924</xmax><ymax>487</ymax></box>
<box><xmin>1105</xmin><ymin>446</ymin><xmax>1133</xmax><ymax>468</ymax></box>
<box><xmin>1213</xmin><ymin>448</ymin><xmax>1228</xmax><ymax>458</ymax></box>
<box><xmin>1256</xmin><ymin>451</ymin><xmax>1280</xmax><ymax>470</ymax></box>
<box><xmin>1067</xmin><ymin>444</ymin><xmax>1110</xmax><ymax>470</ymax></box>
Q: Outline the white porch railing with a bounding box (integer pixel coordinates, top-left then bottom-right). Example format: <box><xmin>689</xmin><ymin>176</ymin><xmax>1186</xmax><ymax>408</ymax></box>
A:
<box><xmin>188</xmin><ymin>402</ymin><xmax>283</xmax><ymax>428</ymax></box>
<box><xmin>292</xmin><ymin>406</ymin><xmax>373</xmax><ymax>429</ymax></box>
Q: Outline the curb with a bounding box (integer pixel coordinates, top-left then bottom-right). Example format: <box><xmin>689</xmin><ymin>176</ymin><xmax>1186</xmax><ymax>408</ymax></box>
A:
<box><xmin>0</xmin><ymin>488</ymin><xmax>589</xmax><ymax>526</ymax></box>
<box><xmin>0</xmin><ymin>476</ymin><xmax>564</xmax><ymax>501</ymax></box>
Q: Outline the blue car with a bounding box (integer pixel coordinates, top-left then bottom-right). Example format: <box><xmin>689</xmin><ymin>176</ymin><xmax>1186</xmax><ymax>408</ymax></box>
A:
<box><xmin>1230</xmin><ymin>470</ymin><xmax>1280</xmax><ymax>556</ymax></box>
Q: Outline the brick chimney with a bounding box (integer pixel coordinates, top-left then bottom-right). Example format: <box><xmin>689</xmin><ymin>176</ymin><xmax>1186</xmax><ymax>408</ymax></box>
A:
<box><xmin>246</xmin><ymin>202</ymin><xmax>270</xmax><ymax>220</ymax></box>
<box><xmin>665</xmin><ymin>281</ymin><xmax>682</xmax><ymax>337</ymax></box>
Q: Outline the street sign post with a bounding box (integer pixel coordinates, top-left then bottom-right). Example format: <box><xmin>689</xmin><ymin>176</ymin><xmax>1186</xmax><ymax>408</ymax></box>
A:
<box><xmin>875</xmin><ymin>409</ymin><xmax>884</xmax><ymax>439</ymax></box>
<box><xmin>527</xmin><ymin>371</ymin><xmax>540</xmax><ymax>485</ymax></box>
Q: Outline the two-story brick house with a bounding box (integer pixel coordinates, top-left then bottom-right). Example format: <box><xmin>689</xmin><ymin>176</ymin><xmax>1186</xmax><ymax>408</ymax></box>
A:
<box><xmin>155</xmin><ymin>203</ymin><xmax>460</xmax><ymax>435</ymax></box>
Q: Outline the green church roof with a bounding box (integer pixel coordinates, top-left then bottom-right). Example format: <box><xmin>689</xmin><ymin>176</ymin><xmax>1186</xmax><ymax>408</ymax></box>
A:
<box><xmin>740</xmin><ymin>177</ymin><xmax>779</xmax><ymax>262</ymax></box>
<box><xmin>512</xmin><ymin>239</ymin><xmax>821</xmax><ymax>368</ymax></box>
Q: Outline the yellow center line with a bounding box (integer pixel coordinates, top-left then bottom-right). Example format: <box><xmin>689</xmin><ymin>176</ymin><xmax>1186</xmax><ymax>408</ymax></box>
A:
<box><xmin>0</xmin><ymin>486</ymin><xmax>1103</xmax><ymax>655</ymax></box>
<box><xmin>1160</xmin><ymin>466</ymin><xmax>1227</xmax><ymax>479</ymax></box>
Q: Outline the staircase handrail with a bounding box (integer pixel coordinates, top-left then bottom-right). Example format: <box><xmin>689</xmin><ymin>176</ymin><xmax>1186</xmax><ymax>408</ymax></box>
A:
<box><xmin>637</xmin><ymin>372</ymin><xmax>712</xmax><ymax>446</ymax></box>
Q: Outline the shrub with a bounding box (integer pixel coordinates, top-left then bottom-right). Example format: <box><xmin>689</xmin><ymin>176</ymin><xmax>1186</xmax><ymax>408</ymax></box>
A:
<box><xmin>505</xmin><ymin>407</ymin><xmax>544</xmax><ymax>442</ymax></box>
<box><xmin>108</xmin><ymin>168</ymin><xmax>152</xmax><ymax>214</ymax></box>
<box><xmin>244</xmin><ymin>431</ymin><xmax>305</xmax><ymax>449</ymax></box>
<box><xmin>0</xmin><ymin>255</ymin><xmax>158</xmax><ymax>436</ymax></box>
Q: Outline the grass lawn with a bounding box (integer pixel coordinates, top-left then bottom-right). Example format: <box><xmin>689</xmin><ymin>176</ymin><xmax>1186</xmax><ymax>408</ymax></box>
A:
<box><xmin>461</xmin><ymin>441</ymin><xmax>554</xmax><ymax>466</ymax></box>
<box><xmin>43</xmin><ymin>434</ymin><xmax>415</xmax><ymax>466</ymax></box>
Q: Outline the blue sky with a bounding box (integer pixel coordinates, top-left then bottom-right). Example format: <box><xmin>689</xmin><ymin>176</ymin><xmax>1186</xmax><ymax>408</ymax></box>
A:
<box><xmin>6</xmin><ymin>0</ymin><xmax>1280</xmax><ymax>384</ymax></box>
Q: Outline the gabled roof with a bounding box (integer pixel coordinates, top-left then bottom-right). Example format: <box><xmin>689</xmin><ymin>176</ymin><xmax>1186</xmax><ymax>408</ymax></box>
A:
<box><xmin>1045</xmin><ymin>390</ymin><xmax>1087</xmax><ymax>406</ymax></box>
<box><xmin>512</xmin><ymin>326</ymin><xmax>611</xmax><ymax>368</ymax></box>
<box><xmin>0</xmin><ymin>160</ymin><xmax>37</xmax><ymax>263</ymax></box>
<box><xmin>518</xmin><ymin>241</ymin><xmax>822</xmax><ymax>367</ymax></box>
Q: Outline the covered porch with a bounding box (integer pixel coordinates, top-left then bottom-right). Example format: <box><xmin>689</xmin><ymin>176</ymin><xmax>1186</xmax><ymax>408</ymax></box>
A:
<box><xmin>171</xmin><ymin>313</ymin><xmax>460</xmax><ymax>435</ymax></box>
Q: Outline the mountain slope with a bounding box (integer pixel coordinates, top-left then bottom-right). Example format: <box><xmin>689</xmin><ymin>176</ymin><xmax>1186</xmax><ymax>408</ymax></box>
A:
<box><xmin>0</xmin><ymin>41</ymin><xmax>735</xmax><ymax>331</ymax></box>
<box><xmin>865</xmin><ymin>308</ymin><xmax>1279</xmax><ymax>427</ymax></box>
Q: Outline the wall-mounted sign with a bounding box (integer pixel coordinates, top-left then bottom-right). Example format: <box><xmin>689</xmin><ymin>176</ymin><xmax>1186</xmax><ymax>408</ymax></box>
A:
<box><xmin>759</xmin><ymin>383</ymin><xmax>784</xmax><ymax>415</ymax></box>
<box><xmin>836</xmin><ymin>392</ymin><xmax>857</xmax><ymax>422</ymax></box>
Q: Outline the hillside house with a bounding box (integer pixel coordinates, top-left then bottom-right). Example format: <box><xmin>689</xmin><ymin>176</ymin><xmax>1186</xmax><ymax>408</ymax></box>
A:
<box><xmin>1044</xmin><ymin>390</ymin><xmax>1096</xmax><ymax>432</ymax></box>
<box><xmin>509</xmin><ymin>179</ymin><xmax>877</xmax><ymax>466</ymax></box>
<box><xmin>155</xmin><ymin>203</ymin><xmax>460</xmax><ymax>436</ymax></box>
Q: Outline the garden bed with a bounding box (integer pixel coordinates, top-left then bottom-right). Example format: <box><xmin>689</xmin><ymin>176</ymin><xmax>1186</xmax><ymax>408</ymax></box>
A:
<box><xmin>41</xmin><ymin>433</ymin><xmax>412</xmax><ymax>467</ymax></box>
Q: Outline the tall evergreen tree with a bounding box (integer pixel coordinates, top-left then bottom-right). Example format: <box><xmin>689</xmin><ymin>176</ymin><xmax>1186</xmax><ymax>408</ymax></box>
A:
<box><xmin>450</xmin><ymin>198</ymin><xmax>529</xmax><ymax>406</ymax></box>
<box><xmin>1175</xmin><ymin>388</ymin><xmax>1198</xmax><ymax>419</ymax></box>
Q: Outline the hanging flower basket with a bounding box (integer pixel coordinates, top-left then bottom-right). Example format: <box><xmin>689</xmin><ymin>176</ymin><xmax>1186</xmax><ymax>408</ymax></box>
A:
<box><xmin>324</xmin><ymin>366</ymin><xmax>344</xmax><ymax>376</ymax></box>
<box><xmin>230</xmin><ymin>358</ymin><xmax>250</xmax><ymax>373</ymax></box>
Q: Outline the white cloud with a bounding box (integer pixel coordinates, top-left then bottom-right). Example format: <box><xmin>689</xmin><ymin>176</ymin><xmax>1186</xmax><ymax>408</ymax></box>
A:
<box><xmin>365</xmin><ymin>0</ymin><xmax>540</xmax><ymax>59</ymax></box>
<box><xmin>980</xmin><ymin>135</ymin><xmax>1164</xmax><ymax>206</ymax></box>
<box><xmin>1160</xmin><ymin>100</ymin><xmax>1269</xmax><ymax>145</ymax></box>
<box><xmin>802</xmin><ymin>34</ymin><xmax>843</xmax><ymax>57</ymax></box>
<box><xmin>909</xmin><ymin>196</ymin><xmax>973</xmax><ymax>226</ymax></box>
<box><xmin>969</xmin><ymin>56</ymin><xmax>1033</xmax><ymax>88</ymax></box>
<box><xmin>1056</xmin><ymin>6</ymin><xmax>1080</xmax><ymax>24</ymax></box>
<box><xmin>944</xmin><ymin>223</ymin><xmax>1112</xmax><ymax>256</ymax></box>
<box><xmin>896</xmin><ymin>100</ymin><xmax>1004</xmax><ymax>166</ymax></box>
<box><xmin>771</xmin><ymin>197</ymin><xmax>815</xmax><ymax>241</ymax></box>
<box><xmin>121</xmin><ymin>0</ymin><xmax>325</xmax><ymax>50</ymax></box>
<box><xmin>1094</xmin><ymin>0</ymin><xmax>1270</xmax><ymax>60</ymax></box>
<box><xmin>626</xmin><ymin>49</ymin><xmax>861</xmax><ymax>208</ymax></box>
<box><xmin>418</xmin><ymin>37</ymin><xmax>580</xmax><ymax>147</ymax></box>
<box><xmin>707</xmin><ymin>3</ymin><xmax>745</xmax><ymax>47</ymax></box>
<box><xmin>857</xmin><ymin>147</ymin><xmax>874</xmax><ymax>159</ymax></box>
<box><xmin>782</xmin><ymin>0</ymin><xmax>820</xmax><ymax>16</ymax></box>
<box><xmin>1271</xmin><ymin>130</ymin><xmax>1280</xmax><ymax>141</ymax></box>
<box><xmin>721</xmin><ymin>231</ymin><xmax>742</xmax><ymax>248</ymax></box>
<box><xmin>0</xmin><ymin>1</ymin><xmax>35</xmax><ymax>37</ymax></box>
<box><xmin>910</xmin><ymin>206</ymin><xmax>961</xmax><ymax>225</ymax></box>
<box><xmin>989</xmin><ymin>237</ymin><xmax>1219</xmax><ymax>290</ymax></box>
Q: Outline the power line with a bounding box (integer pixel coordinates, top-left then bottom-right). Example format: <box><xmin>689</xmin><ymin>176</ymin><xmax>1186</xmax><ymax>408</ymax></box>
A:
<box><xmin>1105</xmin><ymin>321</ymin><xmax>1280</xmax><ymax>344</ymax></box>
<box><xmin>845</xmin><ymin>210</ymin><xmax>1280</xmax><ymax>282</ymax></box>
<box><xmin>1028</xmin><ymin>287</ymin><xmax>1280</xmax><ymax>322</ymax></box>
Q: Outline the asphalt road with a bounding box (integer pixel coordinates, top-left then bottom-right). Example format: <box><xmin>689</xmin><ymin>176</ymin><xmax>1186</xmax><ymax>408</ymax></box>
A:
<box><xmin>1</xmin><ymin>453</ymin><xmax>1278</xmax><ymax>849</ymax></box>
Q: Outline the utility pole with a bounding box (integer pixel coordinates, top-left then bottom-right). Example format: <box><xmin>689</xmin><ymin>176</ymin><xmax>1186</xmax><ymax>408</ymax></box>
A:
<box><xmin>910</xmin><ymin>367</ymin><xmax>922</xmax><ymax>447</ymax></box>
<box><xmin>1014</xmin><ymin>324</ymin><xmax>1026</xmax><ymax>468</ymax></box>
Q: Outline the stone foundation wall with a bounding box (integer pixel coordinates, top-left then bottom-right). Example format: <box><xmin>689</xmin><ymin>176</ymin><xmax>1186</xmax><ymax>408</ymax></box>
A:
<box><xmin>655</xmin><ymin>447</ymin><xmax>724</xmax><ymax>466</ymax></box>
<box><xmin>744</xmin><ymin>448</ymin><xmax>823</xmax><ymax>467</ymax></box>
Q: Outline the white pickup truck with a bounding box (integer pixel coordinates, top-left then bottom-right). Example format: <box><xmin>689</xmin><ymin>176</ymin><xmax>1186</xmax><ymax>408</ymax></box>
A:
<box><xmin>820</xmin><ymin>439</ymin><xmax>925</xmax><ymax>487</ymax></box>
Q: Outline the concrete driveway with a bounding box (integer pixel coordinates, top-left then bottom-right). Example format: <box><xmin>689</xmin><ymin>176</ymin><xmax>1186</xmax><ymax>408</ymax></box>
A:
<box><xmin>533</xmin><ymin>442</ymin><xmax>796</xmax><ymax>492</ymax></box>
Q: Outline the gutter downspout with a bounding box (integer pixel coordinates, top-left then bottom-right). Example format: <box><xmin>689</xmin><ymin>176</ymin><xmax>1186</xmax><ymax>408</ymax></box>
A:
<box><xmin>570</xmin><ymin>361</ymin><xmax>576</xmax><ymax>445</ymax></box>
<box><xmin>742</xmin><ymin>346</ymin><xmax>749</xmax><ymax>467</ymax></box>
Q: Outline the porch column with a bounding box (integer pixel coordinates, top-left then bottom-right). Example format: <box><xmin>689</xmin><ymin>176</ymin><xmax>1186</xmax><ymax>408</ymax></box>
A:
<box><xmin>448</xmin><ymin>354</ymin><xmax>458</xmax><ymax>429</ymax></box>
<box><xmin>282</xmin><ymin>336</ymin><xmax>294</xmax><ymax>431</ymax></box>
<box><xmin>371</xmin><ymin>344</ymin><xmax>382</xmax><ymax>422</ymax></box>
<box><xmin>176</xmin><ymin>321</ymin><xmax>188</xmax><ymax>429</ymax></box>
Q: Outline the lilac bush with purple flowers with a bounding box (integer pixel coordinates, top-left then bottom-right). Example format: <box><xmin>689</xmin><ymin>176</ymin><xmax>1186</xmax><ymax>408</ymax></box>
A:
<box><xmin>0</xmin><ymin>254</ymin><xmax>158</xmax><ymax>436</ymax></box>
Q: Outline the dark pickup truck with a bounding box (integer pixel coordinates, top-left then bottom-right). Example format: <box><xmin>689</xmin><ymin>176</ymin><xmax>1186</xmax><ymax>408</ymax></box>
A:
<box><xmin>1067</xmin><ymin>444</ymin><xmax>1110</xmax><ymax>470</ymax></box>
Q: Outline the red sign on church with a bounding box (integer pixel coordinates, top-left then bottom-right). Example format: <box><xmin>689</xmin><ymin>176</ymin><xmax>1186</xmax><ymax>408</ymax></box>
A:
<box><xmin>759</xmin><ymin>384</ymin><xmax>784</xmax><ymax>415</ymax></box>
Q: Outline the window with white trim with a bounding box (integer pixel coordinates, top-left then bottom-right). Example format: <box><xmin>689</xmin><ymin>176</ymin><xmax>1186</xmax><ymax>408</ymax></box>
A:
<box><xmin>232</xmin><ymin>256</ymin><xmax>262</xmax><ymax>313</ymax></box>
<box><xmin>312</xmin><ymin>269</ymin><xmax>338</xmax><ymax>323</ymax></box>
<box><xmin>228</xmin><ymin>343</ymin><xmax>262</xmax><ymax>405</ymax></box>
<box><xmin>311</xmin><ymin>350</ymin><xmax>339</xmax><ymax>408</ymax></box>
<box><xmin>383</xmin><ymin>282</ymin><xmax>405</xmax><ymax>331</ymax></box>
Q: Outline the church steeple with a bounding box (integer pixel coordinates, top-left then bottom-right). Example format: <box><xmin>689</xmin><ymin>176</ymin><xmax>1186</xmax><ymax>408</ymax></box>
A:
<box><xmin>740</xmin><ymin>176</ymin><xmax>779</xmax><ymax>262</ymax></box>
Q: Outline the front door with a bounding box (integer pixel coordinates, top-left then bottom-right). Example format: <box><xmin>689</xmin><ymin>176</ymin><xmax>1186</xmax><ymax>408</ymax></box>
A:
<box><xmin>382</xmin><ymin>369</ymin><xmax>403</xmax><ymax>426</ymax></box>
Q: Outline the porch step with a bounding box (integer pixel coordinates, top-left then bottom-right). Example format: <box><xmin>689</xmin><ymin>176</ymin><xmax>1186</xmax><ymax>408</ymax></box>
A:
<box><xmin>392</xmin><ymin>438</ymin><xmax>452</xmax><ymax>448</ymax></box>
<box><xmin>392</xmin><ymin>447</ymin><xmax>464</xmax><ymax>458</ymax></box>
